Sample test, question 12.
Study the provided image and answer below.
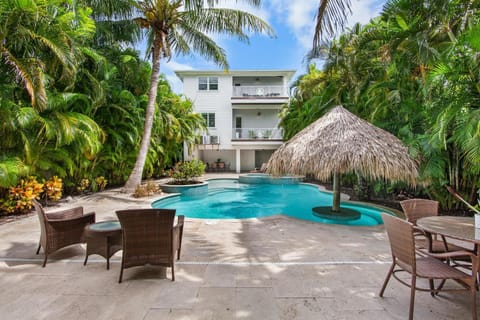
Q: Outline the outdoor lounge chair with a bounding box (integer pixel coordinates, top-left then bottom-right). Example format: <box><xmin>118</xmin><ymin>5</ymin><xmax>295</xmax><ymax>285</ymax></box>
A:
<box><xmin>250</xmin><ymin>163</ymin><xmax>267</xmax><ymax>173</ymax></box>
<box><xmin>379</xmin><ymin>213</ymin><xmax>478</xmax><ymax>320</ymax></box>
<box><xmin>34</xmin><ymin>200</ymin><xmax>96</xmax><ymax>267</ymax></box>
<box><xmin>400</xmin><ymin>198</ymin><xmax>468</xmax><ymax>253</ymax></box>
<box><xmin>116</xmin><ymin>208</ymin><xmax>184</xmax><ymax>283</ymax></box>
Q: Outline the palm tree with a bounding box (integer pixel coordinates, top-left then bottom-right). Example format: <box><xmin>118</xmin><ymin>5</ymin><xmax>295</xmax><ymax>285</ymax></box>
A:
<box><xmin>123</xmin><ymin>0</ymin><xmax>274</xmax><ymax>192</ymax></box>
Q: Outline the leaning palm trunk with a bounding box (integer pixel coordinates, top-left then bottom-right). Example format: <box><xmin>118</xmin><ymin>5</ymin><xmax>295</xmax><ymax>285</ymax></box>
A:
<box><xmin>123</xmin><ymin>36</ymin><xmax>163</xmax><ymax>192</ymax></box>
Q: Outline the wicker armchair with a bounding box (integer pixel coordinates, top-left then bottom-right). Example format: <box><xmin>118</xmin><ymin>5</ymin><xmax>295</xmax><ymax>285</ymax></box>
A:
<box><xmin>34</xmin><ymin>200</ymin><xmax>96</xmax><ymax>267</ymax></box>
<box><xmin>116</xmin><ymin>209</ymin><xmax>184</xmax><ymax>283</ymax></box>
<box><xmin>400</xmin><ymin>198</ymin><xmax>467</xmax><ymax>253</ymax></box>
<box><xmin>379</xmin><ymin>213</ymin><xmax>478</xmax><ymax>320</ymax></box>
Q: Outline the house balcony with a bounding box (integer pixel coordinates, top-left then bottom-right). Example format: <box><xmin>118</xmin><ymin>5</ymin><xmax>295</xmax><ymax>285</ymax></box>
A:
<box><xmin>197</xmin><ymin>135</ymin><xmax>220</xmax><ymax>150</ymax></box>
<box><xmin>232</xmin><ymin>86</ymin><xmax>288</xmax><ymax>99</ymax></box>
<box><xmin>231</xmin><ymin>128</ymin><xmax>283</xmax><ymax>141</ymax></box>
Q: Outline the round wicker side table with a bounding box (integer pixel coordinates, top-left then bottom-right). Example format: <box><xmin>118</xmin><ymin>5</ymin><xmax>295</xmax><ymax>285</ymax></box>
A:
<box><xmin>83</xmin><ymin>220</ymin><xmax>122</xmax><ymax>270</ymax></box>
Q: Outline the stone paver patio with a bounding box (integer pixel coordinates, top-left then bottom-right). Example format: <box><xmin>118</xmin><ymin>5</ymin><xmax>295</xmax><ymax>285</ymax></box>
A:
<box><xmin>0</xmin><ymin>174</ymin><xmax>475</xmax><ymax>319</ymax></box>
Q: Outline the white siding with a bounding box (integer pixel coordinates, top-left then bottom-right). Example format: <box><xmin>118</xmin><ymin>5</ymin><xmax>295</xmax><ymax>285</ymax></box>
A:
<box><xmin>183</xmin><ymin>75</ymin><xmax>233</xmax><ymax>148</ymax></box>
<box><xmin>233</xmin><ymin>109</ymin><xmax>280</xmax><ymax>128</ymax></box>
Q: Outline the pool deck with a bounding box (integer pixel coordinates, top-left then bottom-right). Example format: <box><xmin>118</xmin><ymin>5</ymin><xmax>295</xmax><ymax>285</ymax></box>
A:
<box><xmin>0</xmin><ymin>173</ymin><xmax>475</xmax><ymax>319</ymax></box>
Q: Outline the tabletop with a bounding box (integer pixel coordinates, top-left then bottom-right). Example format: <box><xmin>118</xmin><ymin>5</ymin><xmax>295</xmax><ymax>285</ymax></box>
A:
<box><xmin>86</xmin><ymin>220</ymin><xmax>121</xmax><ymax>232</ymax></box>
<box><xmin>416</xmin><ymin>216</ymin><xmax>480</xmax><ymax>244</ymax></box>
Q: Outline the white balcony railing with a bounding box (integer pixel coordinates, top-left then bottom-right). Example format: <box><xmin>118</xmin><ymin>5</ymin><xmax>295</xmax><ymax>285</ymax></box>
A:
<box><xmin>232</xmin><ymin>86</ymin><xmax>287</xmax><ymax>98</ymax></box>
<box><xmin>232</xmin><ymin>128</ymin><xmax>283</xmax><ymax>140</ymax></box>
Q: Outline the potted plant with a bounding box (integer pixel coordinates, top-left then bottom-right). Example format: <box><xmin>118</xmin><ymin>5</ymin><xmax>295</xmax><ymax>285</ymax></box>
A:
<box><xmin>168</xmin><ymin>160</ymin><xmax>206</xmax><ymax>185</ymax></box>
<box><xmin>264</xmin><ymin>129</ymin><xmax>272</xmax><ymax>139</ymax></box>
<box><xmin>161</xmin><ymin>160</ymin><xmax>208</xmax><ymax>195</ymax></box>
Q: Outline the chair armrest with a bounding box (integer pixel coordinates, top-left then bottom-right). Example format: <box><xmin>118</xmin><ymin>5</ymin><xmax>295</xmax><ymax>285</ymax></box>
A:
<box><xmin>413</xmin><ymin>226</ymin><xmax>426</xmax><ymax>236</ymax></box>
<box><xmin>427</xmin><ymin>250</ymin><xmax>476</xmax><ymax>261</ymax></box>
<box><xmin>176</xmin><ymin>215</ymin><xmax>185</xmax><ymax>227</ymax></box>
<box><xmin>46</xmin><ymin>207</ymin><xmax>84</xmax><ymax>220</ymax></box>
<box><xmin>172</xmin><ymin>215</ymin><xmax>184</xmax><ymax>259</ymax></box>
<box><xmin>429</xmin><ymin>250</ymin><xmax>479</xmax><ymax>273</ymax></box>
<box><xmin>85</xmin><ymin>212</ymin><xmax>96</xmax><ymax>223</ymax></box>
<box><xmin>173</xmin><ymin>216</ymin><xmax>184</xmax><ymax>241</ymax></box>
<box><xmin>413</xmin><ymin>226</ymin><xmax>441</xmax><ymax>252</ymax></box>
<box><xmin>47</xmin><ymin>212</ymin><xmax>96</xmax><ymax>227</ymax></box>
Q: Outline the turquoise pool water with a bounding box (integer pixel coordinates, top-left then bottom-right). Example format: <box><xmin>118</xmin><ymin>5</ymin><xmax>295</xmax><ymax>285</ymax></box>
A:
<box><xmin>153</xmin><ymin>179</ymin><xmax>390</xmax><ymax>226</ymax></box>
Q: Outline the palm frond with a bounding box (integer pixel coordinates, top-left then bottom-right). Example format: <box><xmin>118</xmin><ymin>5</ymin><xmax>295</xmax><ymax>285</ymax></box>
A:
<box><xmin>80</xmin><ymin>0</ymin><xmax>136</xmax><ymax>19</ymax></box>
<box><xmin>1</xmin><ymin>49</ymin><xmax>46</xmax><ymax>110</ymax></box>
<box><xmin>185</xmin><ymin>8</ymin><xmax>275</xmax><ymax>38</ymax></box>
<box><xmin>173</xmin><ymin>24</ymin><xmax>229</xmax><ymax>69</ymax></box>
<box><xmin>313</xmin><ymin>0</ymin><xmax>352</xmax><ymax>50</ymax></box>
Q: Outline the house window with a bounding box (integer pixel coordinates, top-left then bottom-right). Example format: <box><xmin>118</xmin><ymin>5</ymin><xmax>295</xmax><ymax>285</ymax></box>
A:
<box><xmin>198</xmin><ymin>77</ymin><xmax>218</xmax><ymax>91</ymax></box>
<box><xmin>201</xmin><ymin>113</ymin><xmax>216</xmax><ymax>128</ymax></box>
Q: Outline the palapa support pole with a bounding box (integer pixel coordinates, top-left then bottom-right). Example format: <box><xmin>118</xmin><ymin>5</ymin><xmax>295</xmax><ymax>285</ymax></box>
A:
<box><xmin>332</xmin><ymin>172</ymin><xmax>341</xmax><ymax>212</ymax></box>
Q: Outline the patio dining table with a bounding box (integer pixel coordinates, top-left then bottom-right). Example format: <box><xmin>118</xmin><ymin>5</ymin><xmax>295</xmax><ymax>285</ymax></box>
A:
<box><xmin>417</xmin><ymin>216</ymin><xmax>479</xmax><ymax>246</ymax></box>
<box><xmin>417</xmin><ymin>216</ymin><xmax>479</xmax><ymax>269</ymax></box>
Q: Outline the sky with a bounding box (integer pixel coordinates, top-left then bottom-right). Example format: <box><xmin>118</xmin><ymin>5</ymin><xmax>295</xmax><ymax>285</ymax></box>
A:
<box><xmin>160</xmin><ymin>0</ymin><xmax>387</xmax><ymax>93</ymax></box>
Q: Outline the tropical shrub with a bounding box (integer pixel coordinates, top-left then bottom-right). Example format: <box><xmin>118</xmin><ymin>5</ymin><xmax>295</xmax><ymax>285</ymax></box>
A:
<box><xmin>0</xmin><ymin>177</ymin><xmax>44</xmax><ymax>214</ymax></box>
<box><xmin>43</xmin><ymin>176</ymin><xmax>63</xmax><ymax>203</ymax></box>
<box><xmin>168</xmin><ymin>160</ymin><xmax>206</xmax><ymax>185</ymax></box>
<box><xmin>93</xmin><ymin>176</ymin><xmax>108</xmax><ymax>192</ymax></box>
<box><xmin>132</xmin><ymin>180</ymin><xmax>162</xmax><ymax>198</ymax></box>
<box><xmin>77</xmin><ymin>179</ymin><xmax>91</xmax><ymax>194</ymax></box>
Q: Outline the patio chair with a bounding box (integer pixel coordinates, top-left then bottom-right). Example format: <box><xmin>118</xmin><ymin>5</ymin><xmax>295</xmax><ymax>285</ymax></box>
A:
<box><xmin>249</xmin><ymin>163</ymin><xmax>267</xmax><ymax>173</ymax></box>
<box><xmin>400</xmin><ymin>199</ymin><xmax>467</xmax><ymax>253</ymax></box>
<box><xmin>34</xmin><ymin>200</ymin><xmax>96</xmax><ymax>267</ymax></box>
<box><xmin>116</xmin><ymin>208</ymin><xmax>184</xmax><ymax>283</ymax></box>
<box><xmin>379</xmin><ymin>213</ymin><xmax>478</xmax><ymax>320</ymax></box>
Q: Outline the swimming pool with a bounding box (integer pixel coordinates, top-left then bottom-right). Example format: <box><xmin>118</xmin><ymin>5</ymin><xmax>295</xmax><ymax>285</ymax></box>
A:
<box><xmin>153</xmin><ymin>179</ymin><xmax>391</xmax><ymax>226</ymax></box>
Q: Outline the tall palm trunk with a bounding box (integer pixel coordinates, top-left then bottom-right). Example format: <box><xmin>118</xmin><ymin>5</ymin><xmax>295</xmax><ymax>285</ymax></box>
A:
<box><xmin>123</xmin><ymin>35</ymin><xmax>163</xmax><ymax>192</ymax></box>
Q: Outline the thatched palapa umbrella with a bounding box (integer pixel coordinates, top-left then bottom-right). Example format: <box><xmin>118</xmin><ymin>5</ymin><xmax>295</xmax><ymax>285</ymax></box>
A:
<box><xmin>267</xmin><ymin>106</ymin><xmax>418</xmax><ymax>213</ymax></box>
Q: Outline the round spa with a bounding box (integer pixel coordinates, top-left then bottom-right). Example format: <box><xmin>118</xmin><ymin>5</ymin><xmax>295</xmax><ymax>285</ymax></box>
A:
<box><xmin>160</xmin><ymin>181</ymin><xmax>208</xmax><ymax>196</ymax></box>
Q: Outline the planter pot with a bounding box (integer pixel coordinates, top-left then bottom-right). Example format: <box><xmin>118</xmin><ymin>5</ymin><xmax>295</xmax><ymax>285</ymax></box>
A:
<box><xmin>160</xmin><ymin>181</ymin><xmax>208</xmax><ymax>197</ymax></box>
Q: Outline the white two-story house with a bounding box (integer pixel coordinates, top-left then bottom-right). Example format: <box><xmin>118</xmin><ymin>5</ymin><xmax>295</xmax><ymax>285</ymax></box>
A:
<box><xmin>175</xmin><ymin>70</ymin><xmax>295</xmax><ymax>173</ymax></box>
